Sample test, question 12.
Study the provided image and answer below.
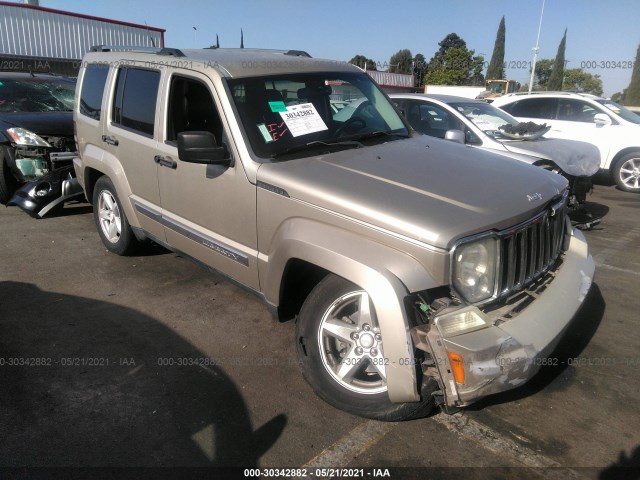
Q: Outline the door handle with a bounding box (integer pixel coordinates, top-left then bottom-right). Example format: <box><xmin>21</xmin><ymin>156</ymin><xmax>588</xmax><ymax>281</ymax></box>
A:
<box><xmin>154</xmin><ymin>155</ymin><xmax>177</xmax><ymax>169</ymax></box>
<box><xmin>101</xmin><ymin>135</ymin><xmax>119</xmax><ymax>146</ymax></box>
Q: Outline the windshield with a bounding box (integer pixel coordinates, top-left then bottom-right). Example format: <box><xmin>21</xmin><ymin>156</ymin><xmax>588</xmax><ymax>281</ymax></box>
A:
<box><xmin>596</xmin><ymin>99</ymin><xmax>640</xmax><ymax>125</ymax></box>
<box><xmin>227</xmin><ymin>72</ymin><xmax>408</xmax><ymax>159</ymax></box>
<box><xmin>486</xmin><ymin>81</ymin><xmax>505</xmax><ymax>94</ymax></box>
<box><xmin>449</xmin><ymin>101</ymin><xmax>519</xmax><ymax>138</ymax></box>
<box><xmin>0</xmin><ymin>77</ymin><xmax>75</xmax><ymax>113</ymax></box>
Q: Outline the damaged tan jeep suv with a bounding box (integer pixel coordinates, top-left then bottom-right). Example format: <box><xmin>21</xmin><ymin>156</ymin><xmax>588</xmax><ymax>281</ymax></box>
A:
<box><xmin>74</xmin><ymin>46</ymin><xmax>595</xmax><ymax>421</ymax></box>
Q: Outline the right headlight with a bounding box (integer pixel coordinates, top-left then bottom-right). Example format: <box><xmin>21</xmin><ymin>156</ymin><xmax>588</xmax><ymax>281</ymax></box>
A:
<box><xmin>451</xmin><ymin>236</ymin><xmax>499</xmax><ymax>304</ymax></box>
<box><xmin>6</xmin><ymin>127</ymin><xmax>51</xmax><ymax>147</ymax></box>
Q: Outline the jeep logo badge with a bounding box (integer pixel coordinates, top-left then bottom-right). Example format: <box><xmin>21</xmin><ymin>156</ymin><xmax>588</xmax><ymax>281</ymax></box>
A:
<box><xmin>527</xmin><ymin>193</ymin><xmax>543</xmax><ymax>202</ymax></box>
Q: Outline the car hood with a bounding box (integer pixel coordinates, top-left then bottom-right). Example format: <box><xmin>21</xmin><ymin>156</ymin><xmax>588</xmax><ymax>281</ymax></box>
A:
<box><xmin>257</xmin><ymin>136</ymin><xmax>567</xmax><ymax>250</ymax></box>
<box><xmin>501</xmin><ymin>137</ymin><xmax>601</xmax><ymax>177</ymax></box>
<box><xmin>0</xmin><ymin>112</ymin><xmax>74</xmax><ymax>137</ymax></box>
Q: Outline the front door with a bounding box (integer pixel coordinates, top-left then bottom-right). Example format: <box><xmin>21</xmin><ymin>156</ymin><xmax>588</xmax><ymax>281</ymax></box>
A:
<box><xmin>154</xmin><ymin>70</ymin><xmax>259</xmax><ymax>289</ymax></box>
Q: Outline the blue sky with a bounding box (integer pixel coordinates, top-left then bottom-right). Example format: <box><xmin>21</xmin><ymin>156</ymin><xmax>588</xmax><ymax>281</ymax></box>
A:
<box><xmin>12</xmin><ymin>0</ymin><xmax>640</xmax><ymax>96</ymax></box>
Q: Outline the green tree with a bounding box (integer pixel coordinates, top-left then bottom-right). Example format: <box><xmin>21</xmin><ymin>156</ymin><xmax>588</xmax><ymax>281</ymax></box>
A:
<box><xmin>389</xmin><ymin>49</ymin><xmax>413</xmax><ymax>74</ymax></box>
<box><xmin>349</xmin><ymin>54</ymin><xmax>377</xmax><ymax>71</ymax></box>
<box><xmin>562</xmin><ymin>68</ymin><xmax>603</xmax><ymax>96</ymax></box>
<box><xmin>429</xmin><ymin>33</ymin><xmax>466</xmax><ymax>67</ymax></box>
<box><xmin>547</xmin><ymin>29</ymin><xmax>567</xmax><ymax>90</ymax></box>
<box><xmin>425</xmin><ymin>34</ymin><xmax>484</xmax><ymax>85</ymax></box>
<box><xmin>624</xmin><ymin>43</ymin><xmax>640</xmax><ymax>105</ymax></box>
<box><xmin>413</xmin><ymin>53</ymin><xmax>426</xmax><ymax>87</ymax></box>
<box><xmin>486</xmin><ymin>16</ymin><xmax>506</xmax><ymax>80</ymax></box>
<box><xmin>533</xmin><ymin>58</ymin><xmax>554</xmax><ymax>88</ymax></box>
<box><xmin>611</xmin><ymin>89</ymin><xmax>627</xmax><ymax>104</ymax></box>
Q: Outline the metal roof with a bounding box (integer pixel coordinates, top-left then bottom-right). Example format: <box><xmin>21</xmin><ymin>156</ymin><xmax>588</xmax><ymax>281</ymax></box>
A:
<box><xmin>85</xmin><ymin>48</ymin><xmax>360</xmax><ymax>79</ymax></box>
<box><xmin>0</xmin><ymin>1</ymin><xmax>164</xmax><ymax>60</ymax></box>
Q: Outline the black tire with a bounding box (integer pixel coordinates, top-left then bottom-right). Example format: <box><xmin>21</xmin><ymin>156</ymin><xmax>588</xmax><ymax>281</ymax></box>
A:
<box><xmin>92</xmin><ymin>176</ymin><xmax>140</xmax><ymax>255</ymax></box>
<box><xmin>0</xmin><ymin>146</ymin><xmax>21</xmax><ymax>205</ymax></box>
<box><xmin>296</xmin><ymin>273</ymin><xmax>435</xmax><ymax>421</ymax></box>
<box><xmin>613</xmin><ymin>153</ymin><xmax>640</xmax><ymax>193</ymax></box>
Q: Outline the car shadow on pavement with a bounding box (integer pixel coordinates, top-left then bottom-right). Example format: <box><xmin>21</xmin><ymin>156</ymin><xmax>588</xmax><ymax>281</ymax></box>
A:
<box><xmin>465</xmin><ymin>283</ymin><xmax>606</xmax><ymax>410</ymax></box>
<box><xmin>599</xmin><ymin>445</ymin><xmax>640</xmax><ymax>480</ymax></box>
<box><xmin>0</xmin><ymin>281</ymin><xmax>286</xmax><ymax>468</ymax></box>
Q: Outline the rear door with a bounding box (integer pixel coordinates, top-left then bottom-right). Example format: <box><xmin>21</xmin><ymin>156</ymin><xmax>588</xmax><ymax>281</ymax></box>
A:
<box><xmin>102</xmin><ymin>64</ymin><xmax>165</xmax><ymax>241</ymax></box>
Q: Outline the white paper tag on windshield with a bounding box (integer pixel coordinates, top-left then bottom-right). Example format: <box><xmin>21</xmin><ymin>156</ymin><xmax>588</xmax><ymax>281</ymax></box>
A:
<box><xmin>280</xmin><ymin>103</ymin><xmax>328</xmax><ymax>137</ymax></box>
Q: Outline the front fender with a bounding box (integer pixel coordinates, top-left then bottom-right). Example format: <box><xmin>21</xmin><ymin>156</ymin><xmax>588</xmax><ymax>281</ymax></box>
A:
<box><xmin>259</xmin><ymin>218</ymin><xmax>442</xmax><ymax>402</ymax></box>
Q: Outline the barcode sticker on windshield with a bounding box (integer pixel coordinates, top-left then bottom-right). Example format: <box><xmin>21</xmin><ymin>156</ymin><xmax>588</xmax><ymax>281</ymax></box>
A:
<box><xmin>280</xmin><ymin>103</ymin><xmax>328</xmax><ymax>137</ymax></box>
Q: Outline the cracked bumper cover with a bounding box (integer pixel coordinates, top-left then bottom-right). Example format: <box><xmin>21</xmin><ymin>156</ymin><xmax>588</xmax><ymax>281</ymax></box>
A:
<box><xmin>412</xmin><ymin>227</ymin><xmax>595</xmax><ymax>408</ymax></box>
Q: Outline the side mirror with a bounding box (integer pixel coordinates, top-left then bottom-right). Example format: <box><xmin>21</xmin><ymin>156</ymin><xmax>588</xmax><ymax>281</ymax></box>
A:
<box><xmin>594</xmin><ymin>113</ymin><xmax>612</xmax><ymax>126</ymax></box>
<box><xmin>177</xmin><ymin>131</ymin><xmax>231</xmax><ymax>166</ymax></box>
<box><xmin>444</xmin><ymin>129</ymin><xmax>465</xmax><ymax>144</ymax></box>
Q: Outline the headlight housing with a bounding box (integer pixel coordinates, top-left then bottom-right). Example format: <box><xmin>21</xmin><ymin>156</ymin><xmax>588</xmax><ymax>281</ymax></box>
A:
<box><xmin>451</xmin><ymin>235</ymin><xmax>499</xmax><ymax>304</ymax></box>
<box><xmin>6</xmin><ymin>128</ymin><xmax>51</xmax><ymax>147</ymax></box>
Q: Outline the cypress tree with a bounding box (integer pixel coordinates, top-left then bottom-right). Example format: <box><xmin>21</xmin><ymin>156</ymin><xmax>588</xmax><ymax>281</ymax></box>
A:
<box><xmin>624</xmin><ymin>43</ymin><xmax>640</xmax><ymax>105</ymax></box>
<box><xmin>547</xmin><ymin>29</ymin><xmax>567</xmax><ymax>91</ymax></box>
<box><xmin>486</xmin><ymin>16</ymin><xmax>506</xmax><ymax>80</ymax></box>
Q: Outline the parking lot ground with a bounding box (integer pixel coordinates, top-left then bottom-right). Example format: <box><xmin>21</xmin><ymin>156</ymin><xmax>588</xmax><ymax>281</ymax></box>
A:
<box><xmin>0</xmin><ymin>183</ymin><xmax>639</xmax><ymax>478</ymax></box>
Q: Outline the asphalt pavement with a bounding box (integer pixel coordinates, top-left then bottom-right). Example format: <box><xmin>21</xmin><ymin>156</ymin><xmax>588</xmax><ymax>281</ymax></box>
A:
<box><xmin>0</xmin><ymin>182</ymin><xmax>638</xmax><ymax>479</ymax></box>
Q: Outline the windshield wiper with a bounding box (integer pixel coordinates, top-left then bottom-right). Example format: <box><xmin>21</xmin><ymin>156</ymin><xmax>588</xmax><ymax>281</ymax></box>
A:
<box><xmin>271</xmin><ymin>140</ymin><xmax>363</xmax><ymax>159</ymax></box>
<box><xmin>348</xmin><ymin>131</ymin><xmax>410</xmax><ymax>142</ymax></box>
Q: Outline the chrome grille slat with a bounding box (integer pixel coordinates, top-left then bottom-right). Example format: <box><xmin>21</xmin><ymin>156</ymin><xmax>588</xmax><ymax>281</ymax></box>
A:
<box><xmin>497</xmin><ymin>196</ymin><xmax>568</xmax><ymax>300</ymax></box>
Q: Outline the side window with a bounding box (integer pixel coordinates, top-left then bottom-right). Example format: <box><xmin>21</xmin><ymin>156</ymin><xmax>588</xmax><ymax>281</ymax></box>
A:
<box><xmin>166</xmin><ymin>76</ymin><xmax>222</xmax><ymax>143</ymax></box>
<box><xmin>557</xmin><ymin>99</ymin><xmax>599</xmax><ymax>123</ymax></box>
<box><xmin>405</xmin><ymin>101</ymin><xmax>462</xmax><ymax>138</ymax></box>
<box><xmin>505</xmin><ymin>98</ymin><xmax>558</xmax><ymax>120</ymax></box>
<box><xmin>79</xmin><ymin>63</ymin><xmax>109</xmax><ymax>120</ymax></box>
<box><xmin>112</xmin><ymin>67</ymin><xmax>160</xmax><ymax>136</ymax></box>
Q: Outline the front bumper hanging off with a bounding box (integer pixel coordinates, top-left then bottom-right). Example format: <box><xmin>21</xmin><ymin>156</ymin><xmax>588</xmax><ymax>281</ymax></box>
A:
<box><xmin>9</xmin><ymin>164</ymin><xmax>84</xmax><ymax>218</ymax></box>
<box><xmin>412</xmin><ymin>227</ymin><xmax>595</xmax><ymax>408</ymax></box>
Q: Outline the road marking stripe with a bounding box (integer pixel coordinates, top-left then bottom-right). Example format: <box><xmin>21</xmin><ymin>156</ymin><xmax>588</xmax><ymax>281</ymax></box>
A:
<box><xmin>432</xmin><ymin>412</ymin><xmax>589</xmax><ymax>479</ymax></box>
<box><xmin>301</xmin><ymin>420</ymin><xmax>395</xmax><ymax>469</ymax></box>
<box><xmin>595</xmin><ymin>262</ymin><xmax>640</xmax><ymax>277</ymax></box>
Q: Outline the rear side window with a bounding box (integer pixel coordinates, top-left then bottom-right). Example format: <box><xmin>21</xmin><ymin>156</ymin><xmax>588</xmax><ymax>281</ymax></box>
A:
<box><xmin>79</xmin><ymin>63</ymin><xmax>109</xmax><ymax>120</ymax></box>
<box><xmin>502</xmin><ymin>98</ymin><xmax>558</xmax><ymax>120</ymax></box>
<box><xmin>112</xmin><ymin>67</ymin><xmax>160</xmax><ymax>136</ymax></box>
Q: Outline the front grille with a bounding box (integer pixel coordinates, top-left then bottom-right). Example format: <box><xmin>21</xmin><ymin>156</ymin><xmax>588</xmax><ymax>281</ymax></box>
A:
<box><xmin>497</xmin><ymin>193</ymin><xmax>568</xmax><ymax>299</ymax></box>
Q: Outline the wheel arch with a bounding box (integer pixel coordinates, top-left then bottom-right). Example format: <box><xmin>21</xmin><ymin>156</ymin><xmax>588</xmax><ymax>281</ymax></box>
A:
<box><xmin>609</xmin><ymin>147</ymin><xmax>640</xmax><ymax>174</ymax></box>
<box><xmin>78</xmin><ymin>149</ymin><xmax>139</xmax><ymax>228</ymax></box>
<box><xmin>260</xmin><ymin>218</ymin><xmax>442</xmax><ymax>403</ymax></box>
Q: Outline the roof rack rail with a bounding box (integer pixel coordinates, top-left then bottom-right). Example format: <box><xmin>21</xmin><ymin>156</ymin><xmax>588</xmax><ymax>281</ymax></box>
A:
<box><xmin>89</xmin><ymin>45</ymin><xmax>185</xmax><ymax>57</ymax></box>
<box><xmin>284</xmin><ymin>50</ymin><xmax>312</xmax><ymax>58</ymax></box>
<box><xmin>220</xmin><ymin>47</ymin><xmax>312</xmax><ymax>58</ymax></box>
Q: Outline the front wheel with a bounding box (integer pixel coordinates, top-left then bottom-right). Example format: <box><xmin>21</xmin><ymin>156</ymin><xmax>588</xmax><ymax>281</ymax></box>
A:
<box><xmin>92</xmin><ymin>176</ymin><xmax>140</xmax><ymax>255</ymax></box>
<box><xmin>295</xmin><ymin>274</ymin><xmax>434</xmax><ymax>421</ymax></box>
<box><xmin>613</xmin><ymin>153</ymin><xmax>640</xmax><ymax>193</ymax></box>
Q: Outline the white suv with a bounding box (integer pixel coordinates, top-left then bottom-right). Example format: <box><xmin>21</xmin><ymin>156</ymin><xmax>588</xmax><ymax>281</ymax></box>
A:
<box><xmin>493</xmin><ymin>92</ymin><xmax>640</xmax><ymax>192</ymax></box>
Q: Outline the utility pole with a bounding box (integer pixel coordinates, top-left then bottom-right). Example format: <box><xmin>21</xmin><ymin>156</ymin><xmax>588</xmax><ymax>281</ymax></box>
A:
<box><xmin>528</xmin><ymin>0</ymin><xmax>546</xmax><ymax>93</ymax></box>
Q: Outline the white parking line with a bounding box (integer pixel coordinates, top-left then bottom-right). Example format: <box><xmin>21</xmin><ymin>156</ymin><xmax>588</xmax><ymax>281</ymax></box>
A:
<box><xmin>595</xmin><ymin>262</ymin><xmax>640</xmax><ymax>277</ymax></box>
<box><xmin>432</xmin><ymin>412</ymin><xmax>589</xmax><ymax>479</ymax></box>
<box><xmin>299</xmin><ymin>412</ymin><xmax>591</xmax><ymax>479</ymax></box>
<box><xmin>301</xmin><ymin>419</ymin><xmax>395</xmax><ymax>469</ymax></box>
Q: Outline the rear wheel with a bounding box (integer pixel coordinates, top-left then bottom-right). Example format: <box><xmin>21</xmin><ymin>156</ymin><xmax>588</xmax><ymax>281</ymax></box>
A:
<box><xmin>613</xmin><ymin>153</ymin><xmax>640</xmax><ymax>193</ymax></box>
<box><xmin>92</xmin><ymin>176</ymin><xmax>140</xmax><ymax>255</ymax></box>
<box><xmin>0</xmin><ymin>146</ymin><xmax>21</xmax><ymax>205</ymax></box>
<box><xmin>296</xmin><ymin>274</ymin><xmax>434</xmax><ymax>421</ymax></box>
